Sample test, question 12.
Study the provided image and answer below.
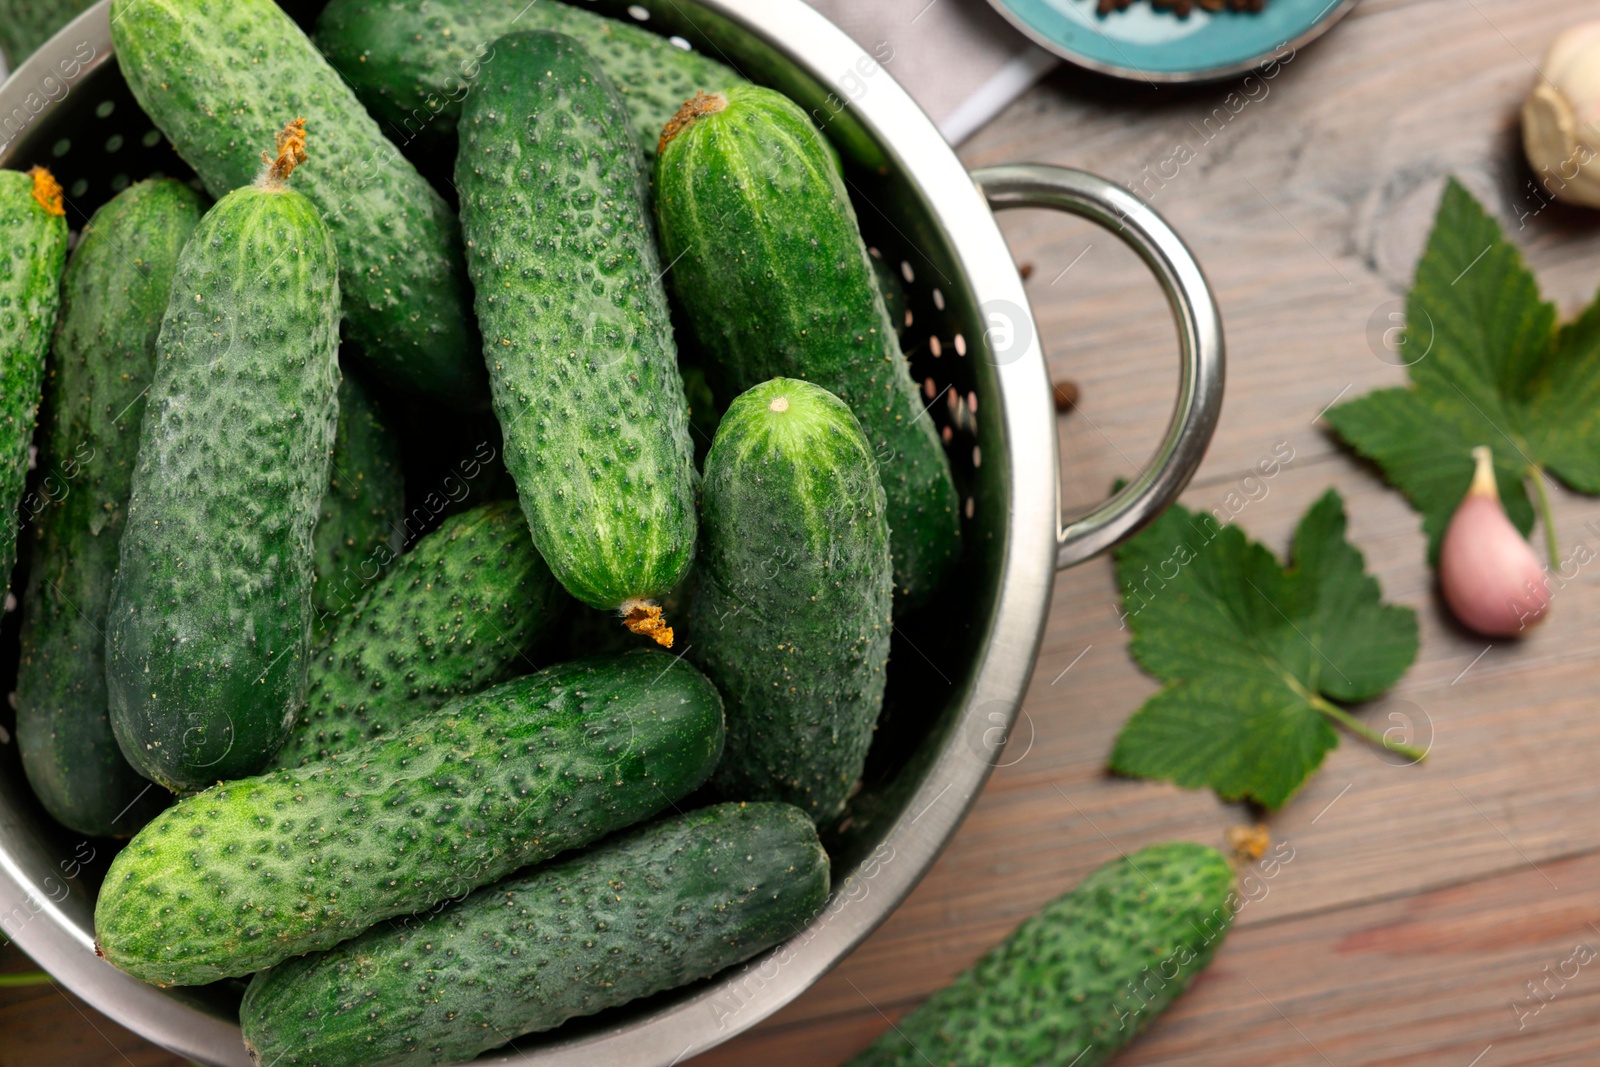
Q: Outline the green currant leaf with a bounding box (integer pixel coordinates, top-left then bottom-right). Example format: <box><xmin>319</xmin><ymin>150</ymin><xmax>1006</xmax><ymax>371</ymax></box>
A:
<box><xmin>1326</xmin><ymin>178</ymin><xmax>1600</xmax><ymax>562</ymax></box>
<box><xmin>1109</xmin><ymin>490</ymin><xmax>1419</xmax><ymax>810</ymax></box>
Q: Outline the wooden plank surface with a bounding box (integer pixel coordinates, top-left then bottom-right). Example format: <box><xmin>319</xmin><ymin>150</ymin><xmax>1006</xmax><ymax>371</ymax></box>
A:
<box><xmin>7</xmin><ymin>0</ymin><xmax>1600</xmax><ymax>1064</ymax></box>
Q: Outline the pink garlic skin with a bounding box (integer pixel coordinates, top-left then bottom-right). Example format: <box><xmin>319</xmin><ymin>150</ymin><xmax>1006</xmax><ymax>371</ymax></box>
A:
<box><xmin>1438</xmin><ymin>449</ymin><xmax>1549</xmax><ymax>637</ymax></box>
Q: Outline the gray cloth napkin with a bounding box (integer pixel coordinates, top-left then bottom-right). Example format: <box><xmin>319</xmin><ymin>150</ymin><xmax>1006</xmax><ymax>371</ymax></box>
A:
<box><xmin>801</xmin><ymin>0</ymin><xmax>1056</xmax><ymax>143</ymax></box>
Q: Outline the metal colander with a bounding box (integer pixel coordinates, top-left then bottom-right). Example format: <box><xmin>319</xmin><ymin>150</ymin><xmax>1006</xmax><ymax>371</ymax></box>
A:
<box><xmin>0</xmin><ymin>1</ymin><xmax>1223</xmax><ymax>1064</ymax></box>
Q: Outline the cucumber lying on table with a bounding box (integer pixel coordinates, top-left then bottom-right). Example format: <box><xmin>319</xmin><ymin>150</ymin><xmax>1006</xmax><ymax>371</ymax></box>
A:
<box><xmin>274</xmin><ymin>500</ymin><xmax>567</xmax><ymax>769</ymax></box>
<box><xmin>694</xmin><ymin>379</ymin><xmax>892</xmax><ymax>823</ymax></box>
<box><xmin>240</xmin><ymin>801</ymin><xmax>828</xmax><ymax>1067</ymax></box>
<box><xmin>456</xmin><ymin>31</ymin><xmax>698</xmax><ymax>646</ymax></box>
<box><xmin>105</xmin><ymin>124</ymin><xmax>341</xmax><ymax>794</ymax></box>
<box><xmin>17</xmin><ymin>178</ymin><xmax>203</xmax><ymax>838</ymax></box>
<box><xmin>0</xmin><ymin>167</ymin><xmax>68</xmax><ymax>592</ymax></box>
<box><xmin>315</xmin><ymin>0</ymin><xmax>746</xmax><ymax>163</ymax></box>
<box><xmin>847</xmin><ymin>843</ymin><xmax>1237</xmax><ymax>1067</ymax></box>
<box><xmin>654</xmin><ymin>85</ymin><xmax>961</xmax><ymax>609</ymax></box>
<box><xmin>109</xmin><ymin>0</ymin><xmax>485</xmax><ymax>405</ymax></box>
<box><xmin>94</xmin><ymin>650</ymin><xmax>725</xmax><ymax>986</ymax></box>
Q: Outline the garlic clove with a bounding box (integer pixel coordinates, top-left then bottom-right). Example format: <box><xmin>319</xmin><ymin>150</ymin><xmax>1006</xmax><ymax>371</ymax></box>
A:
<box><xmin>1438</xmin><ymin>447</ymin><xmax>1549</xmax><ymax>637</ymax></box>
<box><xmin>1522</xmin><ymin>20</ymin><xmax>1600</xmax><ymax>209</ymax></box>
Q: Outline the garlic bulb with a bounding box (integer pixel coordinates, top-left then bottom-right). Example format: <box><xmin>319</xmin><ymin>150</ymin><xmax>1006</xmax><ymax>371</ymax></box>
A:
<box><xmin>1523</xmin><ymin>21</ymin><xmax>1600</xmax><ymax>209</ymax></box>
<box><xmin>1437</xmin><ymin>447</ymin><xmax>1549</xmax><ymax>637</ymax></box>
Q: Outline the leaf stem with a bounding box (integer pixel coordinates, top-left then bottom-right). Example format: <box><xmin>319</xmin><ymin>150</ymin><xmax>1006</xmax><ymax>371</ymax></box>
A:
<box><xmin>1527</xmin><ymin>463</ymin><xmax>1559</xmax><ymax>567</ymax></box>
<box><xmin>0</xmin><ymin>972</ymin><xmax>53</xmax><ymax>988</ymax></box>
<box><xmin>1310</xmin><ymin>695</ymin><xmax>1428</xmax><ymax>763</ymax></box>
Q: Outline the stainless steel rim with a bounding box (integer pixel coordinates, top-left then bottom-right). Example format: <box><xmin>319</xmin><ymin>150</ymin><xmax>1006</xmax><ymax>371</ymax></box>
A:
<box><xmin>972</xmin><ymin>165</ymin><xmax>1225</xmax><ymax>570</ymax></box>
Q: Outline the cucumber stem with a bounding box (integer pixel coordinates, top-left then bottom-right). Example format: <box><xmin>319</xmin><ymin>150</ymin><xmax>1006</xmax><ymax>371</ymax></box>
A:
<box><xmin>1311</xmin><ymin>695</ymin><xmax>1428</xmax><ymax>762</ymax></box>
<box><xmin>258</xmin><ymin>118</ymin><xmax>308</xmax><ymax>189</ymax></box>
<box><xmin>659</xmin><ymin>91</ymin><xmax>727</xmax><ymax>155</ymax></box>
<box><xmin>1527</xmin><ymin>462</ymin><xmax>1560</xmax><ymax>567</ymax></box>
<box><xmin>27</xmin><ymin>167</ymin><xmax>63</xmax><ymax>216</ymax></box>
<box><xmin>621</xmin><ymin>600</ymin><xmax>675</xmax><ymax>648</ymax></box>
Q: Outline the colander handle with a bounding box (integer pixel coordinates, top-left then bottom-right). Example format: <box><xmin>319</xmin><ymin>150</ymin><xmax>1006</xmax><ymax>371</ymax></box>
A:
<box><xmin>972</xmin><ymin>164</ymin><xmax>1225</xmax><ymax>571</ymax></box>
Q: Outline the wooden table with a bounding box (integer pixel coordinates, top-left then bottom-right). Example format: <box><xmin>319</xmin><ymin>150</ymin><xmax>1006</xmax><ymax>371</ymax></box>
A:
<box><xmin>7</xmin><ymin>0</ymin><xmax>1600</xmax><ymax>1063</ymax></box>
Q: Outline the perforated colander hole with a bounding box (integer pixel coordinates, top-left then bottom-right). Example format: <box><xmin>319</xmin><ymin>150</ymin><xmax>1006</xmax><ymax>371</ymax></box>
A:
<box><xmin>142</xmin><ymin>128</ymin><xmax>162</xmax><ymax>148</ymax></box>
<box><xmin>105</xmin><ymin>134</ymin><xmax>124</xmax><ymax>153</ymax></box>
<box><xmin>932</xmin><ymin>287</ymin><xmax>945</xmax><ymax>310</ymax></box>
<box><xmin>627</xmin><ymin>4</ymin><xmax>649</xmax><ymax>18</ymax></box>
<box><xmin>900</xmin><ymin>260</ymin><xmax>914</xmax><ymax>283</ymax></box>
<box><xmin>942</xmin><ymin>390</ymin><xmax>975</xmax><ymax>436</ymax></box>
<box><xmin>68</xmin><ymin>179</ymin><xmax>88</xmax><ymax>198</ymax></box>
<box><xmin>923</xmin><ymin>377</ymin><xmax>936</xmax><ymax>399</ymax></box>
<box><xmin>111</xmin><ymin>173</ymin><xmax>130</xmax><ymax>192</ymax></box>
<box><xmin>668</xmin><ymin>35</ymin><xmax>692</xmax><ymax>50</ymax></box>
<box><xmin>94</xmin><ymin>99</ymin><xmax>114</xmax><ymax>118</ymax></box>
<box><xmin>972</xmin><ymin>446</ymin><xmax>981</xmax><ymax>468</ymax></box>
<box><xmin>954</xmin><ymin>333</ymin><xmax>966</xmax><ymax>356</ymax></box>
<box><xmin>50</xmin><ymin>138</ymin><xmax>69</xmax><ymax>157</ymax></box>
<box><xmin>929</xmin><ymin>336</ymin><xmax>942</xmax><ymax>357</ymax></box>
<box><xmin>965</xmin><ymin>497</ymin><xmax>975</xmax><ymax>519</ymax></box>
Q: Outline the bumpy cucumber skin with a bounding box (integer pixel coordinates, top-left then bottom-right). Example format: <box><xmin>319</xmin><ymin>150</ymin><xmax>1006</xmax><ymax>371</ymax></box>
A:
<box><xmin>274</xmin><ymin>500</ymin><xmax>567</xmax><ymax>769</ymax></box>
<box><xmin>240</xmin><ymin>801</ymin><xmax>828</xmax><ymax>1067</ymax></box>
<box><xmin>104</xmin><ymin>183</ymin><xmax>341</xmax><ymax>794</ymax></box>
<box><xmin>694</xmin><ymin>379</ymin><xmax>891</xmax><ymax>822</ymax></box>
<box><xmin>456</xmin><ymin>31</ymin><xmax>697</xmax><ymax>611</ymax></box>
<box><xmin>108</xmin><ymin>0</ymin><xmax>484</xmax><ymax>405</ymax></box>
<box><xmin>0</xmin><ymin>0</ymin><xmax>94</xmax><ymax>66</ymax></box>
<box><xmin>16</xmin><ymin>180</ymin><xmax>202</xmax><ymax>837</ymax></box>
<box><xmin>312</xmin><ymin>372</ymin><xmax>404</xmax><ymax>623</ymax></box>
<box><xmin>0</xmin><ymin>170</ymin><xmax>68</xmax><ymax>591</ymax></box>
<box><xmin>94</xmin><ymin>651</ymin><xmax>725</xmax><ymax>986</ymax></box>
<box><xmin>315</xmin><ymin>0</ymin><xmax>744</xmax><ymax>163</ymax></box>
<box><xmin>655</xmin><ymin>85</ymin><xmax>960</xmax><ymax>608</ymax></box>
<box><xmin>848</xmin><ymin>843</ymin><xmax>1237</xmax><ymax>1067</ymax></box>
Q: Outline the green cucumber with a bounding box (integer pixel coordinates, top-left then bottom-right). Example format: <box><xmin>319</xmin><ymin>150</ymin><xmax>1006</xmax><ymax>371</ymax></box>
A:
<box><xmin>456</xmin><ymin>31</ymin><xmax>697</xmax><ymax>642</ymax></box>
<box><xmin>109</xmin><ymin>0</ymin><xmax>485</xmax><ymax>406</ymax></box>
<box><xmin>105</xmin><ymin>137</ymin><xmax>341</xmax><ymax>794</ymax></box>
<box><xmin>869</xmin><ymin>247</ymin><xmax>910</xmax><ymax>341</ymax></box>
<box><xmin>313</xmin><ymin>0</ymin><xmax>745</xmax><ymax>164</ymax></box>
<box><xmin>93</xmin><ymin>650</ymin><xmax>725</xmax><ymax>986</ymax></box>
<box><xmin>693</xmin><ymin>379</ymin><xmax>891</xmax><ymax>822</ymax></box>
<box><xmin>274</xmin><ymin>500</ymin><xmax>567</xmax><ymax>769</ymax></box>
<box><xmin>654</xmin><ymin>86</ymin><xmax>961</xmax><ymax>608</ymax></box>
<box><xmin>240</xmin><ymin>801</ymin><xmax>827</xmax><ymax>1067</ymax></box>
<box><xmin>312</xmin><ymin>371</ymin><xmax>404</xmax><ymax>624</ymax></box>
<box><xmin>847</xmin><ymin>843</ymin><xmax>1237</xmax><ymax>1067</ymax></box>
<box><xmin>0</xmin><ymin>168</ymin><xmax>68</xmax><ymax>590</ymax></box>
<box><xmin>16</xmin><ymin>179</ymin><xmax>203</xmax><ymax>838</ymax></box>
<box><xmin>0</xmin><ymin>0</ymin><xmax>94</xmax><ymax>66</ymax></box>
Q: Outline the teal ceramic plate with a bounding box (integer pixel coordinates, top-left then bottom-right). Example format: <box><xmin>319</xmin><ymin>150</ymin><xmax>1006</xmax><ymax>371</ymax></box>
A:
<box><xmin>986</xmin><ymin>0</ymin><xmax>1358</xmax><ymax>82</ymax></box>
